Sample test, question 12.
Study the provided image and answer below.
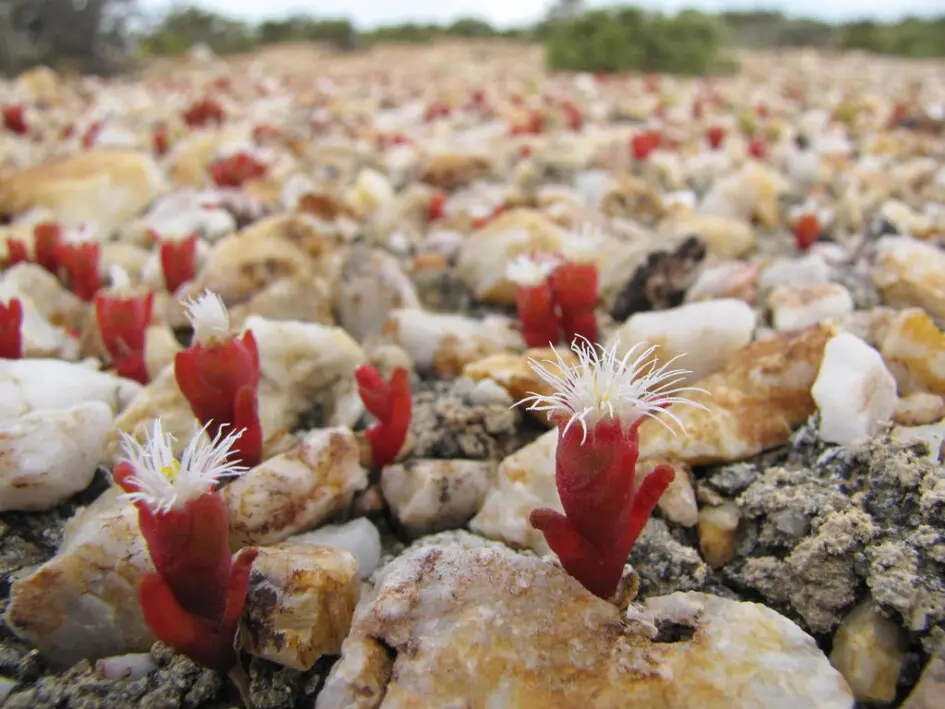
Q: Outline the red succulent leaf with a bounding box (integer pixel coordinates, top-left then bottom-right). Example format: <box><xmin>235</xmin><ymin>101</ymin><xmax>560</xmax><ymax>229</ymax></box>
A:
<box><xmin>95</xmin><ymin>292</ymin><xmax>154</xmax><ymax>384</ymax></box>
<box><xmin>5</xmin><ymin>238</ymin><xmax>29</xmax><ymax>268</ymax></box>
<box><xmin>0</xmin><ymin>298</ymin><xmax>24</xmax><ymax>359</ymax></box>
<box><xmin>33</xmin><ymin>222</ymin><xmax>62</xmax><ymax>275</ymax></box>
<box><xmin>515</xmin><ymin>282</ymin><xmax>559</xmax><ymax>349</ymax></box>
<box><xmin>794</xmin><ymin>213</ymin><xmax>821</xmax><ymax>251</ymax></box>
<box><xmin>2</xmin><ymin>104</ymin><xmax>28</xmax><ymax>135</ymax></box>
<box><xmin>160</xmin><ymin>234</ymin><xmax>199</xmax><ymax>293</ymax></box>
<box><xmin>209</xmin><ymin>152</ymin><xmax>267</xmax><ymax>188</ymax></box>
<box><xmin>355</xmin><ymin>364</ymin><xmax>412</xmax><ymax>471</ymax></box>
<box><xmin>57</xmin><ymin>241</ymin><xmax>101</xmax><ymax>301</ymax></box>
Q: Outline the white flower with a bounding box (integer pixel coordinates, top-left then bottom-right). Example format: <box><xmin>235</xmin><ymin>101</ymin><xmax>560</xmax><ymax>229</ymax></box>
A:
<box><xmin>516</xmin><ymin>336</ymin><xmax>706</xmax><ymax>443</ymax></box>
<box><xmin>117</xmin><ymin>418</ymin><xmax>247</xmax><ymax>514</ymax></box>
<box><xmin>182</xmin><ymin>289</ymin><xmax>230</xmax><ymax>344</ymax></box>
<box><xmin>506</xmin><ymin>253</ymin><xmax>559</xmax><ymax>287</ymax></box>
<box><xmin>564</xmin><ymin>222</ymin><xmax>605</xmax><ymax>263</ymax></box>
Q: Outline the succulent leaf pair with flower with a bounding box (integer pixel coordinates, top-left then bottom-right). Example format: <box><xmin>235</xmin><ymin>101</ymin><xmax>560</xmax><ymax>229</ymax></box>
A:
<box><xmin>517</xmin><ymin>336</ymin><xmax>704</xmax><ymax>599</ymax></box>
<box><xmin>506</xmin><ymin>225</ymin><xmax>603</xmax><ymax>348</ymax></box>
<box><xmin>114</xmin><ymin>419</ymin><xmax>257</xmax><ymax>704</ymax></box>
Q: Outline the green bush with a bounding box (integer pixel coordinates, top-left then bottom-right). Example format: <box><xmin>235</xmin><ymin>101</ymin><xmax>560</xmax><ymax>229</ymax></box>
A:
<box><xmin>545</xmin><ymin>7</ymin><xmax>727</xmax><ymax>75</ymax></box>
<box><xmin>140</xmin><ymin>6</ymin><xmax>258</xmax><ymax>56</ymax></box>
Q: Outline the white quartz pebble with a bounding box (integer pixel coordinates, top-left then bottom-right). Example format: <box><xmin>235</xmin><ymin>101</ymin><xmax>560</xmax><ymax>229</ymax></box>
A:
<box><xmin>289</xmin><ymin>519</ymin><xmax>383</xmax><ymax>580</ymax></box>
<box><xmin>811</xmin><ymin>333</ymin><xmax>898</xmax><ymax>445</ymax></box>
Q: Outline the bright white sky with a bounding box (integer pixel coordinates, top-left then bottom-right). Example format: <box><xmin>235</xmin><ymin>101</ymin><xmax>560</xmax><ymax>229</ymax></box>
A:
<box><xmin>143</xmin><ymin>0</ymin><xmax>945</xmax><ymax>27</ymax></box>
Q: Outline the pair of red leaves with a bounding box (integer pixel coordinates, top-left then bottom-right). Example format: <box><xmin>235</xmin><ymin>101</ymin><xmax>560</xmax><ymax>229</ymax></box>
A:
<box><xmin>355</xmin><ymin>364</ymin><xmax>412</xmax><ymax>472</ymax></box>
<box><xmin>516</xmin><ymin>261</ymin><xmax>599</xmax><ymax>349</ymax></box>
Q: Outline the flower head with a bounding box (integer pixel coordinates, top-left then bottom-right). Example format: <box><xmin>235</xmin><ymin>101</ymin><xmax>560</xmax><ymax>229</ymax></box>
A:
<box><xmin>183</xmin><ymin>289</ymin><xmax>231</xmax><ymax>344</ymax></box>
<box><xmin>517</xmin><ymin>336</ymin><xmax>705</xmax><ymax>443</ymax></box>
<box><xmin>506</xmin><ymin>253</ymin><xmax>559</xmax><ymax>287</ymax></box>
<box><xmin>118</xmin><ymin>418</ymin><xmax>246</xmax><ymax>514</ymax></box>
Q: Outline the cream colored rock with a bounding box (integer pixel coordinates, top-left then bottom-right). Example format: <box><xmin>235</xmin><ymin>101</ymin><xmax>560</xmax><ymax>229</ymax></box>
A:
<box><xmin>195</xmin><ymin>214</ymin><xmax>333</xmax><ymax>305</ymax></box>
<box><xmin>650</xmin><ymin>462</ymin><xmax>698</xmax><ymax>527</ymax></box>
<box><xmin>14</xmin><ymin>66</ymin><xmax>62</xmax><ymax>103</ymax></box>
<box><xmin>698</xmin><ymin>503</ymin><xmax>740</xmax><ymax>568</ymax></box>
<box><xmin>223</xmin><ymin>427</ymin><xmax>368</xmax><ymax>548</ymax></box>
<box><xmin>758</xmin><ymin>253</ymin><xmax>832</xmax><ymax>291</ymax></box>
<box><xmin>0</xmin><ymin>359</ymin><xmax>141</xmax><ymax>421</ymax></box>
<box><xmin>316</xmin><ymin>536</ymin><xmax>853</xmax><ymax>709</ymax></box>
<box><xmin>609</xmin><ymin>299</ymin><xmax>756</xmax><ymax>386</ymax></box>
<box><xmin>880</xmin><ymin>309</ymin><xmax>945</xmax><ymax>397</ymax></box>
<box><xmin>100</xmin><ymin>243</ymin><xmax>150</xmax><ymax>285</ymax></box>
<box><xmin>462</xmin><ymin>347</ymin><xmax>579</xmax><ymax>426</ymax></box>
<box><xmin>0</xmin><ymin>402</ymin><xmax>112</xmax><ymax>512</ymax></box>
<box><xmin>871</xmin><ymin>237</ymin><xmax>945</xmax><ymax>320</ymax></box>
<box><xmin>382</xmin><ymin>459</ymin><xmax>494</xmax><ymax>538</ymax></box>
<box><xmin>893</xmin><ymin>393</ymin><xmax>945</xmax><ymax>427</ymax></box>
<box><xmin>5</xmin><ymin>489</ymin><xmax>154</xmax><ymax>666</ymax></box>
<box><xmin>901</xmin><ymin>651</ymin><xmax>945</xmax><ymax>709</ymax></box>
<box><xmin>0</xmin><ymin>150</ymin><xmax>166</xmax><ymax>233</ymax></box>
<box><xmin>470</xmin><ymin>429</ymin><xmax>559</xmax><ymax>554</ymax></box>
<box><xmin>127</xmin><ymin>189</ymin><xmax>235</xmax><ymax>246</ymax></box>
<box><xmin>768</xmin><ymin>283</ymin><xmax>854</xmax><ymax>331</ymax></box>
<box><xmin>143</xmin><ymin>325</ymin><xmax>181</xmax><ymax>382</ymax></box>
<box><xmin>376</xmin><ymin>308</ymin><xmax>521</xmax><ymax>378</ymax></box>
<box><xmin>336</xmin><ymin>247</ymin><xmax>421</xmax><ymax>342</ymax></box>
<box><xmin>0</xmin><ymin>263</ymin><xmax>86</xmax><ymax>331</ymax></box>
<box><xmin>812</xmin><ymin>333</ymin><xmax>897</xmax><ymax>445</ymax></box>
<box><xmin>699</xmin><ymin>162</ymin><xmax>786</xmax><ymax>230</ymax></box>
<box><xmin>456</xmin><ymin>209</ymin><xmax>566</xmax><ymax>304</ymax></box>
<box><xmin>830</xmin><ymin>601</ymin><xmax>905</xmax><ymax>703</ymax></box>
<box><xmin>637</xmin><ymin>324</ymin><xmax>832</xmax><ymax>464</ymax></box>
<box><xmin>241</xmin><ymin>543</ymin><xmax>360</xmax><ymax>671</ymax></box>
<box><xmin>685</xmin><ymin>261</ymin><xmax>759</xmax><ymax>304</ymax></box>
<box><xmin>229</xmin><ymin>275</ymin><xmax>334</xmax><ymax>328</ymax></box>
<box><xmin>345</xmin><ymin>169</ymin><xmax>394</xmax><ymax>218</ymax></box>
<box><xmin>659</xmin><ymin>214</ymin><xmax>756</xmax><ymax>260</ymax></box>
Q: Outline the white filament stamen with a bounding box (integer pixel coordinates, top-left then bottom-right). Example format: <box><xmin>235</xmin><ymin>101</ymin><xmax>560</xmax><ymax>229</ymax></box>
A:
<box><xmin>182</xmin><ymin>289</ymin><xmax>230</xmax><ymax>344</ymax></box>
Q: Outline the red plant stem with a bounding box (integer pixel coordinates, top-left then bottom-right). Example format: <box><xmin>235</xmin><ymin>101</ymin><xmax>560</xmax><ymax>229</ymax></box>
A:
<box><xmin>160</xmin><ymin>234</ymin><xmax>199</xmax><ymax>293</ymax></box>
<box><xmin>5</xmin><ymin>238</ymin><xmax>28</xmax><ymax>267</ymax></box>
<box><xmin>530</xmin><ymin>418</ymin><xmax>674</xmax><ymax>599</ymax></box>
<box><xmin>153</xmin><ymin>124</ymin><xmax>169</xmax><ymax>156</ymax></box>
<box><xmin>57</xmin><ymin>241</ymin><xmax>102</xmax><ymax>301</ymax></box>
<box><xmin>2</xmin><ymin>105</ymin><xmax>28</xmax><ymax>135</ymax></box>
<box><xmin>95</xmin><ymin>293</ymin><xmax>154</xmax><ymax>384</ymax></box>
<box><xmin>0</xmin><ymin>299</ymin><xmax>24</xmax><ymax>359</ymax></box>
<box><xmin>549</xmin><ymin>262</ymin><xmax>598</xmax><ymax>345</ymax></box>
<box><xmin>470</xmin><ymin>203</ymin><xmax>506</xmax><ymax>230</ymax></box>
<box><xmin>33</xmin><ymin>222</ymin><xmax>62</xmax><ymax>275</ymax></box>
<box><xmin>515</xmin><ymin>283</ymin><xmax>559</xmax><ymax>348</ymax></box>
<box><xmin>794</xmin><ymin>213</ymin><xmax>821</xmax><ymax>252</ymax></box>
<box><xmin>174</xmin><ymin>332</ymin><xmax>263</xmax><ymax>467</ymax></box>
<box><xmin>114</xmin><ymin>464</ymin><xmax>258</xmax><ymax>673</ymax></box>
<box><xmin>355</xmin><ymin>365</ymin><xmax>412</xmax><ymax>471</ymax></box>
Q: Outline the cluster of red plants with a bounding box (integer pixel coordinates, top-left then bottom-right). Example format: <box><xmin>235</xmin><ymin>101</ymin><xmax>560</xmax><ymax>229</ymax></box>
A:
<box><xmin>510</xmin><ymin>252</ymin><xmax>599</xmax><ymax>349</ymax></box>
<box><xmin>630</xmin><ymin>129</ymin><xmax>663</xmax><ymax>161</ymax></box>
<box><xmin>183</xmin><ymin>98</ymin><xmax>226</xmax><ymax>128</ymax></box>
<box><xmin>209</xmin><ymin>152</ymin><xmax>268</xmax><ymax>188</ymax></box>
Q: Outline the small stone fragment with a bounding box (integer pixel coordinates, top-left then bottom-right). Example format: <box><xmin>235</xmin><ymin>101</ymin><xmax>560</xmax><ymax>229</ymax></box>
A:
<box><xmin>768</xmin><ymin>283</ymin><xmax>854</xmax><ymax>332</ymax></box>
<box><xmin>698</xmin><ymin>504</ymin><xmax>741</xmax><ymax>568</ymax></box>
<box><xmin>381</xmin><ymin>459</ymin><xmax>494</xmax><ymax>538</ymax></box>
<box><xmin>223</xmin><ymin>427</ymin><xmax>368</xmax><ymax>548</ymax></box>
<box><xmin>241</xmin><ymin>543</ymin><xmax>360</xmax><ymax>671</ymax></box>
<box><xmin>871</xmin><ymin>237</ymin><xmax>945</xmax><ymax>320</ymax></box>
<box><xmin>335</xmin><ymin>247</ymin><xmax>421</xmax><ymax>342</ymax></box>
<box><xmin>0</xmin><ymin>402</ymin><xmax>112</xmax><ymax>512</ymax></box>
<box><xmin>893</xmin><ymin>393</ymin><xmax>945</xmax><ymax>427</ymax></box>
<box><xmin>94</xmin><ymin>653</ymin><xmax>155</xmax><ymax>681</ymax></box>
<box><xmin>289</xmin><ymin>519</ymin><xmax>382</xmax><ymax>580</ymax></box>
<box><xmin>609</xmin><ymin>298</ymin><xmax>756</xmax><ymax>385</ymax></box>
<box><xmin>812</xmin><ymin>332</ymin><xmax>898</xmax><ymax>445</ymax></box>
<box><xmin>609</xmin><ymin>236</ymin><xmax>706</xmax><ymax>319</ymax></box>
<box><xmin>830</xmin><ymin>601</ymin><xmax>905</xmax><ymax>703</ymax></box>
<box><xmin>880</xmin><ymin>308</ymin><xmax>945</xmax><ymax>397</ymax></box>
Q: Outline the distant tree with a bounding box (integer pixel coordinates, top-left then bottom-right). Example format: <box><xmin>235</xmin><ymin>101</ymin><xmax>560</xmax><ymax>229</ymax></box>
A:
<box><xmin>445</xmin><ymin>18</ymin><xmax>495</xmax><ymax>37</ymax></box>
<box><xmin>0</xmin><ymin>0</ymin><xmax>138</xmax><ymax>75</ymax></box>
<box><xmin>140</xmin><ymin>5</ymin><xmax>257</xmax><ymax>56</ymax></box>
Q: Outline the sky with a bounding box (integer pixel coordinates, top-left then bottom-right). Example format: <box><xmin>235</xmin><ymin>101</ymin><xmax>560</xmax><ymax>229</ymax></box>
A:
<box><xmin>143</xmin><ymin>0</ymin><xmax>945</xmax><ymax>27</ymax></box>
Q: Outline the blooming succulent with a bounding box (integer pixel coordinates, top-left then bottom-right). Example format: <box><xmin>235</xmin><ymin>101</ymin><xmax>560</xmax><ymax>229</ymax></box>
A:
<box><xmin>517</xmin><ymin>337</ymin><xmax>703</xmax><ymax>599</ymax></box>
<box><xmin>174</xmin><ymin>291</ymin><xmax>263</xmax><ymax>468</ymax></box>
<box><xmin>113</xmin><ymin>419</ymin><xmax>258</xmax><ymax>687</ymax></box>
<box><xmin>506</xmin><ymin>253</ymin><xmax>561</xmax><ymax>348</ymax></box>
<box><xmin>95</xmin><ymin>267</ymin><xmax>154</xmax><ymax>384</ymax></box>
<box><xmin>56</xmin><ymin>224</ymin><xmax>102</xmax><ymax>301</ymax></box>
<box><xmin>355</xmin><ymin>364</ymin><xmax>412</xmax><ymax>471</ymax></box>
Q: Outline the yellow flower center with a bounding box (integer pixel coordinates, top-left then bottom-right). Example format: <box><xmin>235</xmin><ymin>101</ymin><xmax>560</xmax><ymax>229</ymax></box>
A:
<box><xmin>162</xmin><ymin>460</ymin><xmax>181</xmax><ymax>483</ymax></box>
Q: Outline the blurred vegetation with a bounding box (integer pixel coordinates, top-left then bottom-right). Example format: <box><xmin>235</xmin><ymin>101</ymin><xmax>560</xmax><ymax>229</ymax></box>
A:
<box><xmin>1</xmin><ymin>1</ymin><xmax>944</xmax><ymax>77</ymax></box>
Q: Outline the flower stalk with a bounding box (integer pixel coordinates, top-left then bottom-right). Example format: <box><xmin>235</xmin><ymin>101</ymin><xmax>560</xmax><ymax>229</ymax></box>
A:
<box><xmin>517</xmin><ymin>338</ymin><xmax>703</xmax><ymax>599</ymax></box>
<box><xmin>355</xmin><ymin>364</ymin><xmax>412</xmax><ymax>471</ymax></box>
<box><xmin>0</xmin><ymin>298</ymin><xmax>24</xmax><ymax>359</ymax></box>
<box><xmin>174</xmin><ymin>291</ymin><xmax>263</xmax><ymax>468</ymax></box>
<box><xmin>113</xmin><ymin>420</ymin><xmax>258</xmax><ymax>686</ymax></box>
